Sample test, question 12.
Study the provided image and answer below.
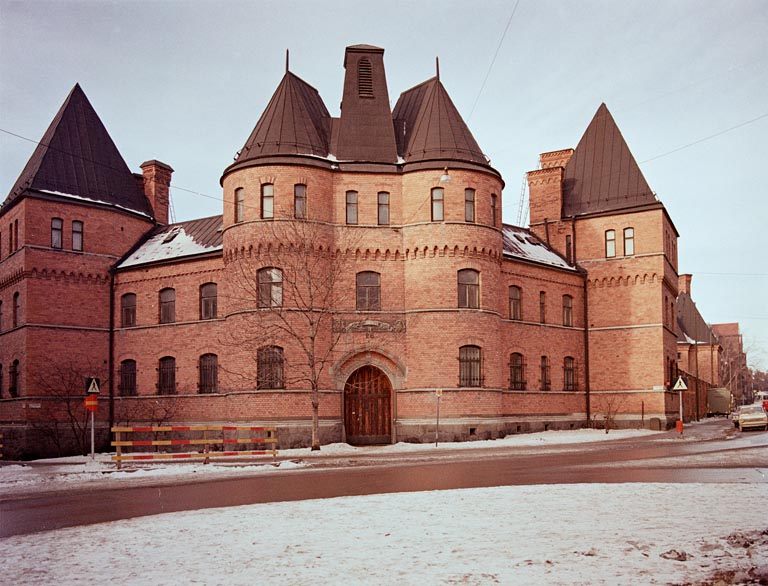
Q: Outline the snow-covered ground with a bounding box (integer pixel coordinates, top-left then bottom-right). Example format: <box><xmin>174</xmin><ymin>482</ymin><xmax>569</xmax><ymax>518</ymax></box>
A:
<box><xmin>2</xmin><ymin>425</ymin><xmax>766</xmax><ymax>585</ymax></box>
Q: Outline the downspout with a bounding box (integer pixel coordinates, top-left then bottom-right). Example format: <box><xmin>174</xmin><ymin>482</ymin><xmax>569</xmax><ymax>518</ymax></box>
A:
<box><xmin>108</xmin><ymin>268</ymin><xmax>115</xmax><ymax>433</ymax></box>
<box><xmin>572</xmin><ymin>217</ymin><xmax>590</xmax><ymax>424</ymax></box>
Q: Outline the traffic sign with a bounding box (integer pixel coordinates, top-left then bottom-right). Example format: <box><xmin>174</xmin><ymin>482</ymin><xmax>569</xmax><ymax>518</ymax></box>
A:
<box><xmin>86</xmin><ymin>377</ymin><xmax>100</xmax><ymax>394</ymax></box>
<box><xmin>672</xmin><ymin>376</ymin><xmax>688</xmax><ymax>391</ymax></box>
<box><xmin>84</xmin><ymin>394</ymin><xmax>98</xmax><ymax>413</ymax></box>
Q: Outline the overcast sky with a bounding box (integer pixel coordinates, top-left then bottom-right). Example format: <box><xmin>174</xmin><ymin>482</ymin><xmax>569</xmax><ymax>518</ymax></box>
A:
<box><xmin>1</xmin><ymin>0</ymin><xmax>766</xmax><ymax>369</ymax></box>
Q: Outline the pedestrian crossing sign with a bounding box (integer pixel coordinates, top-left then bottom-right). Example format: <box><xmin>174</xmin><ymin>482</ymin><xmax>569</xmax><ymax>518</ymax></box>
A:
<box><xmin>672</xmin><ymin>376</ymin><xmax>687</xmax><ymax>391</ymax></box>
<box><xmin>86</xmin><ymin>377</ymin><xmax>101</xmax><ymax>394</ymax></box>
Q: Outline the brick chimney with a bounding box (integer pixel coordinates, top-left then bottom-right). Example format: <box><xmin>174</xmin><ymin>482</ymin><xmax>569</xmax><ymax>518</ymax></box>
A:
<box><xmin>140</xmin><ymin>160</ymin><xmax>174</xmax><ymax>225</ymax></box>
<box><xmin>679</xmin><ymin>273</ymin><xmax>692</xmax><ymax>296</ymax></box>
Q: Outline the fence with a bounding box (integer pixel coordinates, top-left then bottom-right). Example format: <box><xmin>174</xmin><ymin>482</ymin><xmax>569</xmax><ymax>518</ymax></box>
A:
<box><xmin>111</xmin><ymin>425</ymin><xmax>277</xmax><ymax>470</ymax></box>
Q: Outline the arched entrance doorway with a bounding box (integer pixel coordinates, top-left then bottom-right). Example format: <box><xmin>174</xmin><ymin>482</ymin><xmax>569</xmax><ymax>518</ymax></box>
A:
<box><xmin>344</xmin><ymin>365</ymin><xmax>392</xmax><ymax>445</ymax></box>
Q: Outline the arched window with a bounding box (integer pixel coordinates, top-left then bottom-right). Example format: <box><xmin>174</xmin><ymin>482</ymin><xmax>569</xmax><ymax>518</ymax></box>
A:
<box><xmin>431</xmin><ymin>188</ymin><xmax>444</xmax><ymax>222</ymax></box>
<box><xmin>294</xmin><ymin>184</ymin><xmax>307</xmax><ymax>219</ymax></box>
<box><xmin>562</xmin><ymin>295</ymin><xmax>573</xmax><ymax>327</ymax></box>
<box><xmin>0</xmin><ymin>300</ymin><xmax>3</xmax><ymax>332</ymax></box>
<box><xmin>356</xmin><ymin>271</ymin><xmax>381</xmax><ymax>311</ymax></box>
<box><xmin>459</xmin><ymin>345</ymin><xmax>482</xmax><ymax>387</ymax></box>
<box><xmin>200</xmin><ymin>283</ymin><xmax>217</xmax><ymax>320</ymax></box>
<box><xmin>121</xmin><ymin>293</ymin><xmax>136</xmax><ymax>327</ymax></box>
<box><xmin>0</xmin><ymin>364</ymin><xmax>3</xmax><ymax>398</ymax></box>
<box><xmin>509</xmin><ymin>353</ymin><xmax>526</xmax><ymax>390</ymax></box>
<box><xmin>346</xmin><ymin>191</ymin><xmax>358</xmax><ymax>225</ymax></box>
<box><xmin>564</xmin><ymin>357</ymin><xmax>577</xmax><ymax>391</ymax></box>
<box><xmin>199</xmin><ymin>354</ymin><xmax>218</xmax><ymax>393</ymax></box>
<box><xmin>540</xmin><ymin>356</ymin><xmax>551</xmax><ymax>391</ymax></box>
<box><xmin>257</xmin><ymin>346</ymin><xmax>284</xmax><ymax>389</ymax></box>
<box><xmin>119</xmin><ymin>359</ymin><xmax>137</xmax><ymax>396</ymax></box>
<box><xmin>72</xmin><ymin>220</ymin><xmax>83</xmax><ymax>251</ymax></box>
<box><xmin>605</xmin><ymin>230</ymin><xmax>616</xmax><ymax>258</ymax></box>
<box><xmin>257</xmin><ymin>267</ymin><xmax>283</xmax><ymax>308</ymax></box>
<box><xmin>464</xmin><ymin>188</ymin><xmax>475</xmax><ymax>222</ymax></box>
<box><xmin>13</xmin><ymin>291</ymin><xmax>20</xmax><ymax>328</ymax></box>
<box><xmin>261</xmin><ymin>184</ymin><xmax>274</xmax><ymax>219</ymax></box>
<box><xmin>235</xmin><ymin>188</ymin><xmax>244</xmax><ymax>223</ymax></box>
<box><xmin>159</xmin><ymin>288</ymin><xmax>175</xmax><ymax>323</ymax></box>
<box><xmin>509</xmin><ymin>286</ymin><xmax>522</xmax><ymax>320</ymax></box>
<box><xmin>158</xmin><ymin>356</ymin><xmax>176</xmax><ymax>395</ymax></box>
<box><xmin>458</xmin><ymin>269</ymin><xmax>480</xmax><ymax>309</ymax></box>
<box><xmin>378</xmin><ymin>192</ymin><xmax>389</xmax><ymax>226</ymax></box>
<box><xmin>624</xmin><ymin>227</ymin><xmax>635</xmax><ymax>256</ymax></box>
<box><xmin>9</xmin><ymin>359</ymin><xmax>20</xmax><ymax>397</ymax></box>
<box><xmin>539</xmin><ymin>291</ymin><xmax>546</xmax><ymax>324</ymax></box>
<box><xmin>51</xmin><ymin>218</ymin><xmax>63</xmax><ymax>249</ymax></box>
<box><xmin>490</xmin><ymin>194</ymin><xmax>497</xmax><ymax>226</ymax></box>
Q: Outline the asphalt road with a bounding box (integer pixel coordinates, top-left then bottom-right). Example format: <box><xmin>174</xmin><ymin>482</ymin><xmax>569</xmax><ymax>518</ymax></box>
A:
<box><xmin>2</xmin><ymin>419</ymin><xmax>766</xmax><ymax>538</ymax></box>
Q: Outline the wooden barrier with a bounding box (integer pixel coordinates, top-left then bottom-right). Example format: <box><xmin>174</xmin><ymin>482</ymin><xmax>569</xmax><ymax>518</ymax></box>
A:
<box><xmin>111</xmin><ymin>425</ymin><xmax>277</xmax><ymax>470</ymax></box>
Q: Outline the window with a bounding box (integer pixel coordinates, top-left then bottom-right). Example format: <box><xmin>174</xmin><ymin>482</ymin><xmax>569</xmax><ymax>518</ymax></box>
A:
<box><xmin>509</xmin><ymin>286</ymin><xmax>522</xmax><ymax>320</ymax></box>
<box><xmin>431</xmin><ymin>188</ymin><xmax>444</xmax><ymax>221</ymax></box>
<box><xmin>464</xmin><ymin>188</ymin><xmax>475</xmax><ymax>222</ymax></box>
<box><xmin>235</xmin><ymin>188</ymin><xmax>244</xmax><ymax>223</ymax></box>
<box><xmin>121</xmin><ymin>293</ymin><xmax>137</xmax><ymax>327</ymax></box>
<box><xmin>199</xmin><ymin>354</ymin><xmax>218</xmax><ymax>393</ymax></box>
<box><xmin>346</xmin><ymin>191</ymin><xmax>358</xmax><ymax>225</ymax></box>
<box><xmin>565</xmin><ymin>234</ymin><xmax>572</xmax><ymax>264</ymax></box>
<box><xmin>258</xmin><ymin>267</ymin><xmax>283</xmax><ymax>308</ymax></box>
<box><xmin>51</xmin><ymin>218</ymin><xmax>63</xmax><ymax>249</ymax></box>
<box><xmin>159</xmin><ymin>288</ymin><xmax>175</xmax><ymax>324</ymax></box>
<box><xmin>356</xmin><ymin>271</ymin><xmax>381</xmax><ymax>311</ymax></box>
<box><xmin>459</xmin><ymin>345</ymin><xmax>482</xmax><ymax>387</ymax></box>
<box><xmin>377</xmin><ymin>192</ymin><xmax>389</xmax><ymax>225</ymax></box>
<box><xmin>624</xmin><ymin>227</ymin><xmax>634</xmax><ymax>256</ymax></box>
<box><xmin>158</xmin><ymin>357</ymin><xmax>176</xmax><ymax>395</ymax></box>
<box><xmin>0</xmin><ymin>364</ymin><xmax>3</xmax><ymax>398</ymax></box>
<box><xmin>358</xmin><ymin>58</ymin><xmax>373</xmax><ymax>97</ymax></box>
<box><xmin>200</xmin><ymin>283</ymin><xmax>217</xmax><ymax>320</ymax></box>
<box><xmin>0</xmin><ymin>300</ymin><xmax>3</xmax><ymax>332</ymax></box>
<box><xmin>540</xmin><ymin>356</ymin><xmax>551</xmax><ymax>391</ymax></box>
<box><xmin>9</xmin><ymin>360</ymin><xmax>19</xmax><ymax>397</ymax></box>
<box><xmin>119</xmin><ymin>360</ymin><xmax>137</xmax><ymax>396</ymax></box>
<box><xmin>539</xmin><ymin>291</ymin><xmax>546</xmax><ymax>324</ymax></box>
<box><xmin>490</xmin><ymin>194</ymin><xmax>497</xmax><ymax>227</ymax></box>
<box><xmin>8</xmin><ymin>222</ymin><xmax>12</xmax><ymax>253</ymax></box>
<box><xmin>562</xmin><ymin>295</ymin><xmax>573</xmax><ymax>327</ymax></box>
<box><xmin>72</xmin><ymin>220</ymin><xmax>83</xmax><ymax>251</ymax></box>
<box><xmin>257</xmin><ymin>346</ymin><xmax>284</xmax><ymax>389</ymax></box>
<box><xmin>15</xmin><ymin>219</ymin><xmax>18</xmax><ymax>251</ymax></box>
<box><xmin>294</xmin><ymin>184</ymin><xmax>307</xmax><ymax>219</ymax></box>
<box><xmin>261</xmin><ymin>184</ymin><xmax>274</xmax><ymax>219</ymax></box>
<box><xmin>458</xmin><ymin>269</ymin><xmax>480</xmax><ymax>309</ymax></box>
<box><xmin>13</xmin><ymin>292</ymin><xmax>19</xmax><ymax>328</ymax></box>
<box><xmin>605</xmin><ymin>230</ymin><xmax>616</xmax><ymax>258</ymax></box>
<box><xmin>509</xmin><ymin>353</ymin><xmax>526</xmax><ymax>390</ymax></box>
<box><xmin>564</xmin><ymin>357</ymin><xmax>576</xmax><ymax>391</ymax></box>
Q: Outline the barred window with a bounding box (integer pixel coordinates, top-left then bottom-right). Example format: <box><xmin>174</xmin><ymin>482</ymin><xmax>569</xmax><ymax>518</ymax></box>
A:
<box><xmin>158</xmin><ymin>356</ymin><xmax>176</xmax><ymax>395</ymax></box>
<box><xmin>200</xmin><ymin>283</ymin><xmax>217</xmax><ymax>320</ymax></box>
<box><xmin>121</xmin><ymin>293</ymin><xmax>136</xmax><ymax>327</ymax></box>
<box><xmin>72</xmin><ymin>220</ymin><xmax>83</xmax><ymax>251</ymax></box>
<box><xmin>509</xmin><ymin>286</ymin><xmax>522</xmax><ymax>320</ymax></box>
<box><xmin>459</xmin><ymin>345</ymin><xmax>482</xmax><ymax>387</ymax></box>
<box><xmin>540</xmin><ymin>356</ymin><xmax>551</xmax><ymax>391</ymax></box>
<box><xmin>199</xmin><ymin>354</ymin><xmax>218</xmax><ymax>393</ymax></box>
<box><xmin>51</xmin><ymin>218</ymin><xmax>63</xmax><ymax>249</ymax></box>
<box><xmin>431</xmin><ymin>188</ymin><xmax>444</xmax><ymax>222</ymax></box>
<box><xmin>159</xmin><ymin>288</ymin><xmax>175</xmax><ymax>324</ymax></box>
<box><xmin>346</xmin><ymin>191</ymin><xmax>358</xmax><ymax>225</ymax></box>
<box><xmin>539</xmin><ymin>291</ymin><xmax>546</xmax><ymax>324</ymax></box>
<box><xmin>119</xmin><ymin>359</ymin><xmax>137</xmax><ymax>396</ymax></box>
<box><xmin>356</xmin><ymin>271</ymin><xmax>381</xmax><ymax>311</ymax></box>
<box><xmin>563</xmin><ymin>294</ymin><xmax>573</xmax><ymax>327</ymax></box>
<box><xmin>378</xmin><ymin>192</ymin><xmax>389</xmax><ymax>226</ymax></box>
<box><xmin>257</xmin><ymin>267</ymin><xmax>283</xmax><ymax>308</ymax></box>
<box><xmin>465</xmin><ymin>188</ymin><xmax>475</xmax><ymax>222</ymax></box>
<box><xmin>509</xmin><ymin>353</ymin><xmax>526</xmax><ymax>390</ymax></box>
<box><xmin>257</xmin><ymin>346</ymin><xmax>284</xmax><ymax>389</ymax></box>
<box><xmin>458</xmin><ymin>269</ymin><xmax>480</xmax><ymax>309</ymax></box>
<box><xmin>9</xmin><ymin>359</ymin><xmax>19</xmax><ymax>397</ymax></box>
<box><xmin>261</xmin><ymin>184</ymin><xmax>274</xmax><ymax>219</ymax></box>
<box><xmin>294</xmin><ymin>184</ymin><xmax>307</xmax><ymax>219</ymax></box>
<box><xmin>564</xmin><ymin>356</ymin><xmax>577</xmax><ymax>391</ymax></box>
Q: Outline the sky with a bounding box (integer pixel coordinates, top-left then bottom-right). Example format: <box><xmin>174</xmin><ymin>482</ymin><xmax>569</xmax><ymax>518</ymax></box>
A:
<box><xmin>1</xmin><ymin>427</ymin><xmax>767</xmax><ymax>584</ymax></box>
<box><xmin>1</xmin><ymin>0</ymin><xmax>766</xmax><ymax>368</ymax></box>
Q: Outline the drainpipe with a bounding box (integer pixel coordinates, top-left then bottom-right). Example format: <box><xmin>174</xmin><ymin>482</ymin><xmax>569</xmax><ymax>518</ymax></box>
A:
<box><xmin>108</xmin><ymin>268</ymin><xmax>115</xmax><ymax>432</ymax></box>
<box><xmin>572</xmin><ymin>217</ymin><xmax>590</xmax><ymax>424</ymax></box>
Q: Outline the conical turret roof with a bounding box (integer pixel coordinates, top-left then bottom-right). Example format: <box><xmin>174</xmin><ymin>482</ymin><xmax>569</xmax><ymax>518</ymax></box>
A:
<box><xmin>234</xmin><ymin>71</ymin><xmax>331</xmax><ymax>164</ymax></box>
<box><xmin>393</xmin><ymin>77</ymin><xmax>486</xmax><ymax>165</ymax></box>
<box><xmin>3</xmin><ymin>84</ymin><xmax>151</xmax><ymax>216</ymax></box>
<box><xmin>563</xmin><ymin>103</ymin><xmax>655</xmax><ymax>216</ymax></box>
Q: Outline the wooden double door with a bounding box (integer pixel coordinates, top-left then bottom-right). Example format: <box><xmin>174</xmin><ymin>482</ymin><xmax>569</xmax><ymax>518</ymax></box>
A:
<box><xmin>344</xmin><ymin>365</ymin><xmax>392</xmax><ymax>445</ymax></box>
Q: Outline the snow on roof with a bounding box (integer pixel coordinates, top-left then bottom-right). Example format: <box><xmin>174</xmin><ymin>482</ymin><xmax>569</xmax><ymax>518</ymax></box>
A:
<box><xmin>37</xmin><ymin>189</ymin><xmax>153</xmax><ymax>219</ymax></box>
<box><xmin>118</xmin><ymin>215</ymin><xmax>223</xmax><ymax>268</ymax></box>
<box><xmin>501</xmin><ymin>224</ymin><xmax>575</xmax><ymax>271</ymax></box>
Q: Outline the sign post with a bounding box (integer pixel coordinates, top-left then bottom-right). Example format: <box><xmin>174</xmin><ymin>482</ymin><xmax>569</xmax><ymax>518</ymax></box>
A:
<box><xmin>435</xmin><ymin>389</ymin><xmax>442</xmax><ymax>447</ymax></box>
<box><xmin>673</xmin><ymin>376</ymin><xmax>688</xmax><ymax>438</ymax></box>
<box><xmin>85</xmin><ymin>378</ymin><xmax>100</xmax><ymax>460</ymax></box>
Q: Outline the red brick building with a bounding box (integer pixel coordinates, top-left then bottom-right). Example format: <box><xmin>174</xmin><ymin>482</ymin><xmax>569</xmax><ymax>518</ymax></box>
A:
<box><xmin>0</xmin><ymin>45</ymin><xmax>722</xmax><ymax>457</ymax></box>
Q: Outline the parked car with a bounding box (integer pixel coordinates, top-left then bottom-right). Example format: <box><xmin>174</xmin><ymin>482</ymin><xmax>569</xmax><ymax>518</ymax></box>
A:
<box><xmin>736</xmin><ymin>404</ymin><xmax>768</xmax><ymax>431</ymax></box>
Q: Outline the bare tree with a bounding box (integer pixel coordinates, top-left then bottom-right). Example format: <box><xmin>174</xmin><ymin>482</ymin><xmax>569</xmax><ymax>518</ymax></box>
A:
<box><xmin>223</xmin><ymin>219</ymin><xmax>359</xmax><ymax>450</ymax></box>
<box><xmin>591</xmin><ymin>393</ymin><xmax>627</xmax><ymax>433</ymax></box>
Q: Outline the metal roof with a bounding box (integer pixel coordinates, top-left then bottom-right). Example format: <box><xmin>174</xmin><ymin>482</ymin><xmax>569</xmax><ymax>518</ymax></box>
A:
<box><xmin>2</xmin><ymin>84</ymin><xmax>152</xmax><ymax>217</ymax></box>
<box><xmin>502</xmin><ymin>224</ymin><xmax>575</xmax><ymax>271</ymax></box>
